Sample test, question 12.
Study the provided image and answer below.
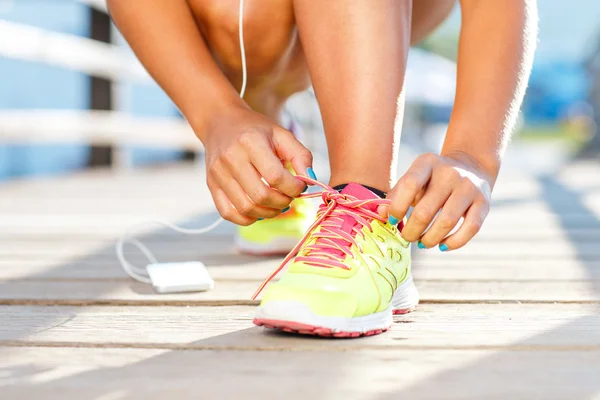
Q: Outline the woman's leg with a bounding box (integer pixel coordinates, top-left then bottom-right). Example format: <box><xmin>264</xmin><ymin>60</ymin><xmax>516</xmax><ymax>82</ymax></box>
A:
<box><xmin>187</xmin><ymin>0</ymin><xmax>455</xmax><ymax>193</ymax></box>
<box><xmin>411</xmin><ymin>0</ymin><xmax>457</xmax><ymax>45</ymax></box>
<box><xmin>187</xmin><ymin>0</ymin><xmax>455</xmax><ymax>136</ymax></box>
<box><xmin>188</xmin><ymin>0</ymin><xmax>310</xmax><ymax>122</ymax></box>
<box><xmin>292</xmin><ymin>0</ymin><xmax>412</xmax><ymax>191</ymax></box>
<box><xmin>293</xmin><ymin>0</ymin><xmax>455</xmax><ymax>191</ymax></box>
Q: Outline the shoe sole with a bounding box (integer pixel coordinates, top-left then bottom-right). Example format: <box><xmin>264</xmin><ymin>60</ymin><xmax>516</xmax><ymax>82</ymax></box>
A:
<box><xmin>253</xmin><ymin>275</ymin><xmax>419</xmax><ymax>338</ymax></box>
<box><xmin>235</xmin><ymin>235</ymin><xmax>300</xmax><ymax>256</ymax></box>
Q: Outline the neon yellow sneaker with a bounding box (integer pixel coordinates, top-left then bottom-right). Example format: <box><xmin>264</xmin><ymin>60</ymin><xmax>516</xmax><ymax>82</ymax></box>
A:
<box><xmin>235</xmin><ymin>196</ymin><xmax>315</xmax><ymax>255</ymax></box>
<box><xmin>252</xmin><ymin>179</ymin><xmax>419</xmax><ymax>337</ymax></box>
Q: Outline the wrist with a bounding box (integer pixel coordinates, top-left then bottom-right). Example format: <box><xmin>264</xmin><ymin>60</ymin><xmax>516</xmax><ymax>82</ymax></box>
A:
<box><xmin>186</xmin><ymin>96</ymin><xmax>249</xmax><ymax>143</ymax></box>
<box><xmin>441</xmin><ymin>147</ymin><xmax>500</xmax><ymax>187</ymax></box>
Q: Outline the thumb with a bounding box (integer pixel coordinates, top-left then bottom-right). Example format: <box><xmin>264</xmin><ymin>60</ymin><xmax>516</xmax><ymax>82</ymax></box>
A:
<box><xmin>272</xmin><ymin>126</ymin><xmax>314</xmax><ymax>179</ymax></box>
<box><xmin>377</xmin><ymin>204</ymin><xmax>390</xmax><ymax>219</ymax></box>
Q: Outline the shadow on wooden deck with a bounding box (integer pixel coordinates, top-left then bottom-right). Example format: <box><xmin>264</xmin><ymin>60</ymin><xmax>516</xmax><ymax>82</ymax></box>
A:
<box><xmin>2</xmin><ymin>172</ymin><xmax>600</xmax><ymax>398</ymax></box>
<box><xmin>370</xmin><ymin>174</ymin><xmax>600</xmax><ymax>399</ymax></box>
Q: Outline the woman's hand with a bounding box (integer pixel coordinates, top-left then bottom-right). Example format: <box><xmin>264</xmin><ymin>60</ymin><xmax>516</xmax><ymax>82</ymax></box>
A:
<box><xmin>202</xmin><ymin>106</ymin><xmax>313</xmax><ymax>226</ymax></box>
<box><xmin>381</xmin><ymin>152</ymin><xmax>493</xmax><ymax>251</ymax></box>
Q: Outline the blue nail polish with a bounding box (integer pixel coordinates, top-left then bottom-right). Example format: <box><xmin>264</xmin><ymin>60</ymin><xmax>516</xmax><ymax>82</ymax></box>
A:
<box><xmin>439</xmin><ymin>244</ymin><xmax>449</xmax><ymax>252</ymax></box>
<box><xmin>307</xmin><ymin>167</ymin><xmax>317</xmax><ymax>180</ymax></box>
<box><xmin>282</xmin><ymin>206</ymin><xmax>290</xmax><ymax>213</ymax></box>
<box><xmin>257</xmin><ymin>218</ymin><xmax>263</xmax><ymax>221</ymax></box>
<box><xmin>417</xmin><ymin>241</ymin><xmax>426</xmax><ymax>249</ymax></box>
<box><xmin>302</xmin><ymin>185</ymin><xmax>308</xmax><ymax>193</ymax></box>
<box><xmin>388</xmin><ymin>215</ymin><xmax>399</xmax><ymax>226</ymax></box>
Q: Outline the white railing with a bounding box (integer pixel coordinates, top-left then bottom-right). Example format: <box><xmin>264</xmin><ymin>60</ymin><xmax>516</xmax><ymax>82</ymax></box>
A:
<box><xmin>77</xmin><ymin>0</ymin><xmax>108</xmax><ymax>13</ymax></box>
<box><xmin>0</xmin><ymin>19</ymin><xmax>148</xmax><ymax>82</ymax></box>
<box><xmin>0</xmin><ymin>1</ymin><xmax>196</xmax><ymax>161</ymax></box>
<box><xmin>0</xmin><ymin>109</ymin><xmax>198</xmax><ymax>149</ymax></box>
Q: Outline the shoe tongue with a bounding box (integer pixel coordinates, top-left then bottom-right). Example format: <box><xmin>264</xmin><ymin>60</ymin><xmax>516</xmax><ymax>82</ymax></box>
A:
<box><xmin>303</xmin><ymin>183</ymin><xmax>382</xmax><ymax>259</ymax></box>
<box><xmin>340</xmin><ymin>183</ymin><xmax>381</xmax><ymax>213</ymax></box>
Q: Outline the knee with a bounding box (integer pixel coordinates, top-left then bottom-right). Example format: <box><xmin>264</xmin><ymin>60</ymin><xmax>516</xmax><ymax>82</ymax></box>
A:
<box><xmin>190</xmin><ymin>0</ymin><xmax>296</xmax><ymax>76</ymax></box>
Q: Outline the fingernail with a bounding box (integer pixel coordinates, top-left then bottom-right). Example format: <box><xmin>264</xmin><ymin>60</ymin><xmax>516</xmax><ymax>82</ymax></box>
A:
<box><xmin>302</xmin><ymin>185</ymin><xmax>308</xmax><ymax>193</ymax></box>
<box><xmin>417</xmin><ymin>241</ymin><xmax>426</xmax><ymax>249</ymax></box>
<box><xmin>307</xmin><ymin>167</ymin><xmax>317</xmax><ymax>180</ymax></box>
<box><xmin>282</xmin><ymin>206</ymin><xmax>290</xmax><ymax>213</ymax></box>
<box><xmin>257</xmin><ymin>218</ymin><xmax>263</xmax><ymax>221</ymax></box>
<box><xmin>439</xmin><ymin>243</ymin><xmax>449</xmax><ymax>252</ymax></box>
<box><xmin>388</xmin><ymin>215</ymin><xmax>399</xmax><ymax>226</ymax></box>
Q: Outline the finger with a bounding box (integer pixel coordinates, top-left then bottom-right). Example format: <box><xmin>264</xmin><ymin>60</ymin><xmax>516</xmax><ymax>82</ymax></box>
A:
<box><xmin>213</xmin><ymin>171</ymin><xmax>282</xmax><ymax>219</ymax></box>
<box><xmin>377</xmin><ymin>204</ymin><xmax>389</xmax><ymax>219</ymax></box>
<box><xmin>241</xmin><ymin>129</ymin><xmax>306</xmax><ymax>196</ymax></box>
<box><xmin>418</xmin><ymin>189</ymin><xmax>473</xmax><ymax>248</ymax></box>
<box><xmin>412</xmin><ymin>188</ymin><xmax>427</xmax><ymax>207</ymax></box>
<box><xmin>439</xmin><ymin>201</ymin><xmax>489</xmax><ymax>251</ymax></box>
<box><xmin>227</xmin><ymin>155</ymin><xmax>293</xmax><ymax>209</ymax></box>
<box><xmin>208</xmin><ymin>182</ymin><xmax>256</xmax><ymax>226</ymax></box>
<box><xmin>387</xmin><ymin>159</ymin><xmax>434</xmax><ymax>224</ymax></box>
<box><xmin>272</xmin><ymin>126</ymin><xmax>314</xmax><ymax>183</ymax></box>
<box><xmin>401</xmin><ymin>182</ymin><xmax>452</xmax><ymax>242</ymax></box>
<box><xmin>377</xmin><ymin>188</ymin><xmax>426</xmax><ymax>219</ymax></box>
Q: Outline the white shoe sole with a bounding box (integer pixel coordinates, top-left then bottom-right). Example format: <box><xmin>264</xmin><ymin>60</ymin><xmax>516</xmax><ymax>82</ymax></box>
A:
<box><xmin>253</xmin><ymin>275</ymin><xmax>419</xmax><ymax>337</ymax></box>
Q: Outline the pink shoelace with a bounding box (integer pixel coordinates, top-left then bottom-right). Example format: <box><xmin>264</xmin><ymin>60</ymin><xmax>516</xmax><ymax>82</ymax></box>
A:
<box><xmin>251</xmin><ymin>176</ymin><xmax>394</xmax><ymax>300</ymax></box>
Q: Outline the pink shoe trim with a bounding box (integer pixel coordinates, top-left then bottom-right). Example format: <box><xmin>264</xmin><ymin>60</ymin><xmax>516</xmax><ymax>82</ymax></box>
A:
<box><xmin>392</xmin><ymin>307</ymin><xmax>416</xmax><ymax>315</ymax></box>
<box><xmin>253</xmin><ymin>318</ymin><xmax>389</xmax><ymax>338</ymax></box>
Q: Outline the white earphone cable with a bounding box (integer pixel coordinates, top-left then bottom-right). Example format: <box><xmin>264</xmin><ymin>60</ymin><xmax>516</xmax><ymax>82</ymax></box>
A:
<box><xmin>238</xmin><ymin>0</ymin><xmax>247</xmax><ymax>99</ymax></box>
<box><xmin>116</xmin><ymin>0</ymin><xmax>247</xmax><ymax>283</ymax></box>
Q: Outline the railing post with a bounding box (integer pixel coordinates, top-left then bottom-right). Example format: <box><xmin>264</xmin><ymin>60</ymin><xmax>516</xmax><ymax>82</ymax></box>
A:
<box><xmin>87</xmin><ymin>6</ymin><xmax>113</xmax><ymax>167</ymax></box>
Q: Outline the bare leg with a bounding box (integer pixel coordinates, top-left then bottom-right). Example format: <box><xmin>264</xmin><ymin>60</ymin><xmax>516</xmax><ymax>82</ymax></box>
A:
<box><xmin>189</xmin><ymin>0</ymin><xmax>454</xmax><ymax>189</ymax></box>
<box><xmin>189</xmin><ymin>0</ymin><xmax>454</xmax><ymax>130</ymax></box>
<box><xmin>188</xmin><ymin>0</ymin><xmax>310</xmax><ymax>122</ymax></box>
<box><xmin>293</xmin><ymin>0</ymin><xmax>413</xmax><ymax>192</ymax></box>
<box><xmin>411</xmin><ymin>0</ymin><xmax>456</xmax><ymax>45</ymax></box>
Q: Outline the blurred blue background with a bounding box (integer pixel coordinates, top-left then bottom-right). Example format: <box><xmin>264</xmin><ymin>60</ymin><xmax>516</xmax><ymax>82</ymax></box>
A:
<box><xmin>0</xmin><ymin>0</ymin><xmax>183</xmax><ymax>181</ymax></box>
<box><xmin>420</xmin><ymin>0</ymin><xmax>600</xmax><ymax>148</ymax></box>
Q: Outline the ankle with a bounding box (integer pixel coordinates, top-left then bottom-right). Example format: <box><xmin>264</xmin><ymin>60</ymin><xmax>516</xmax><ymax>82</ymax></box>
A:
<box><xmin>329</xmin><ymin>174</ymin><xmax>391</xmax><ymax>193</ymax></box>
<box><xmin>333</xmin><ymin>183</ymin><xmax>387</xmax><ymax>198</ymax></box>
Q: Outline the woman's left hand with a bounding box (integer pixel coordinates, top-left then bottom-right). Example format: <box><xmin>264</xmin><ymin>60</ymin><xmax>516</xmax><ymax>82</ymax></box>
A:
<box><xmin>380</xmin><ymin>152</ymin><xmax>493</xmax><ymax>251</ymax></box>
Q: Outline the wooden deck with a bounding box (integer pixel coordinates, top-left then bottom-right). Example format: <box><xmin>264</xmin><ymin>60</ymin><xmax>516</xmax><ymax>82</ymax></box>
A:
<box><xmin>2</xmin><ymin>158</ymin><xmax>600</xmax><ymax>399</ymax></box>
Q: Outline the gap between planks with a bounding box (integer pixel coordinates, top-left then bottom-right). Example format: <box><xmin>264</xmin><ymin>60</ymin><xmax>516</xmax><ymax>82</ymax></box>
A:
<box><xmin>1</xmin><ymin>299</ymin><xmax>600</xmax><ymax>307</ymax></box>
<box><xmin>3</xmin><ymin>341</ymin><xmax>600</xmax><ymax>352</ymax></box>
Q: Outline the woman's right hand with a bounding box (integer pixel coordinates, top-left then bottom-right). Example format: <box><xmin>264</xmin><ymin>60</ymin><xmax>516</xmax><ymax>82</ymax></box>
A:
<box><xmin>201</xmin><ymin>106</ymin><xmax>313</xmax><ymax>226</ymax></box>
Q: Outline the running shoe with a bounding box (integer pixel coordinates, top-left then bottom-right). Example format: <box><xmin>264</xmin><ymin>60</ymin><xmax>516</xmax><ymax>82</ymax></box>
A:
<box><xmin>252</xmin><ymin>177</ymin><xmax>419</xmax><ymax>337</ymax></box>
<box><xmin>235</xmin><ymin>196</ymin><xmax>315</xmax><ymax>255</ymax></box>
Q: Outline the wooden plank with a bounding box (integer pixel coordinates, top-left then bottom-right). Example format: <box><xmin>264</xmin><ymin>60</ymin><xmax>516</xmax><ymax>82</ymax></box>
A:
<box><xmin>1</xmin><ymin>304</ymin><xmax>600</xmax><ymax>349</ymax></box>
<box><xmin>2</xmin><ymin>226</ymin><xmax>600</xmax><ymax>241</ymax></box>
<box><xmin>0</xmin><ymin>280</ymin><xmax>598</xmax><ymax>304</ymax></box>
<box><xmin>1</xmin><ymin>257</ymin><xmax>599</xmax><ymax>281</ymax></box>
<box><xmin>2</xmin><ymin>240</ymin><xmax>597</xmax><ymax>262</ymax></box>
<box><xmin>0</xmin><ymin>164</ymin><xmax>594</xmax><ymax>208</ymax></box>
<box><xmin>1</xmin><ymin>347</ymin><xmax>600</xmax><ymax>399</ymax></box>
<box><xmin>3</xmin><ymin>226</ymin><xmax>600</xmax><ymax>248</ymax></box>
